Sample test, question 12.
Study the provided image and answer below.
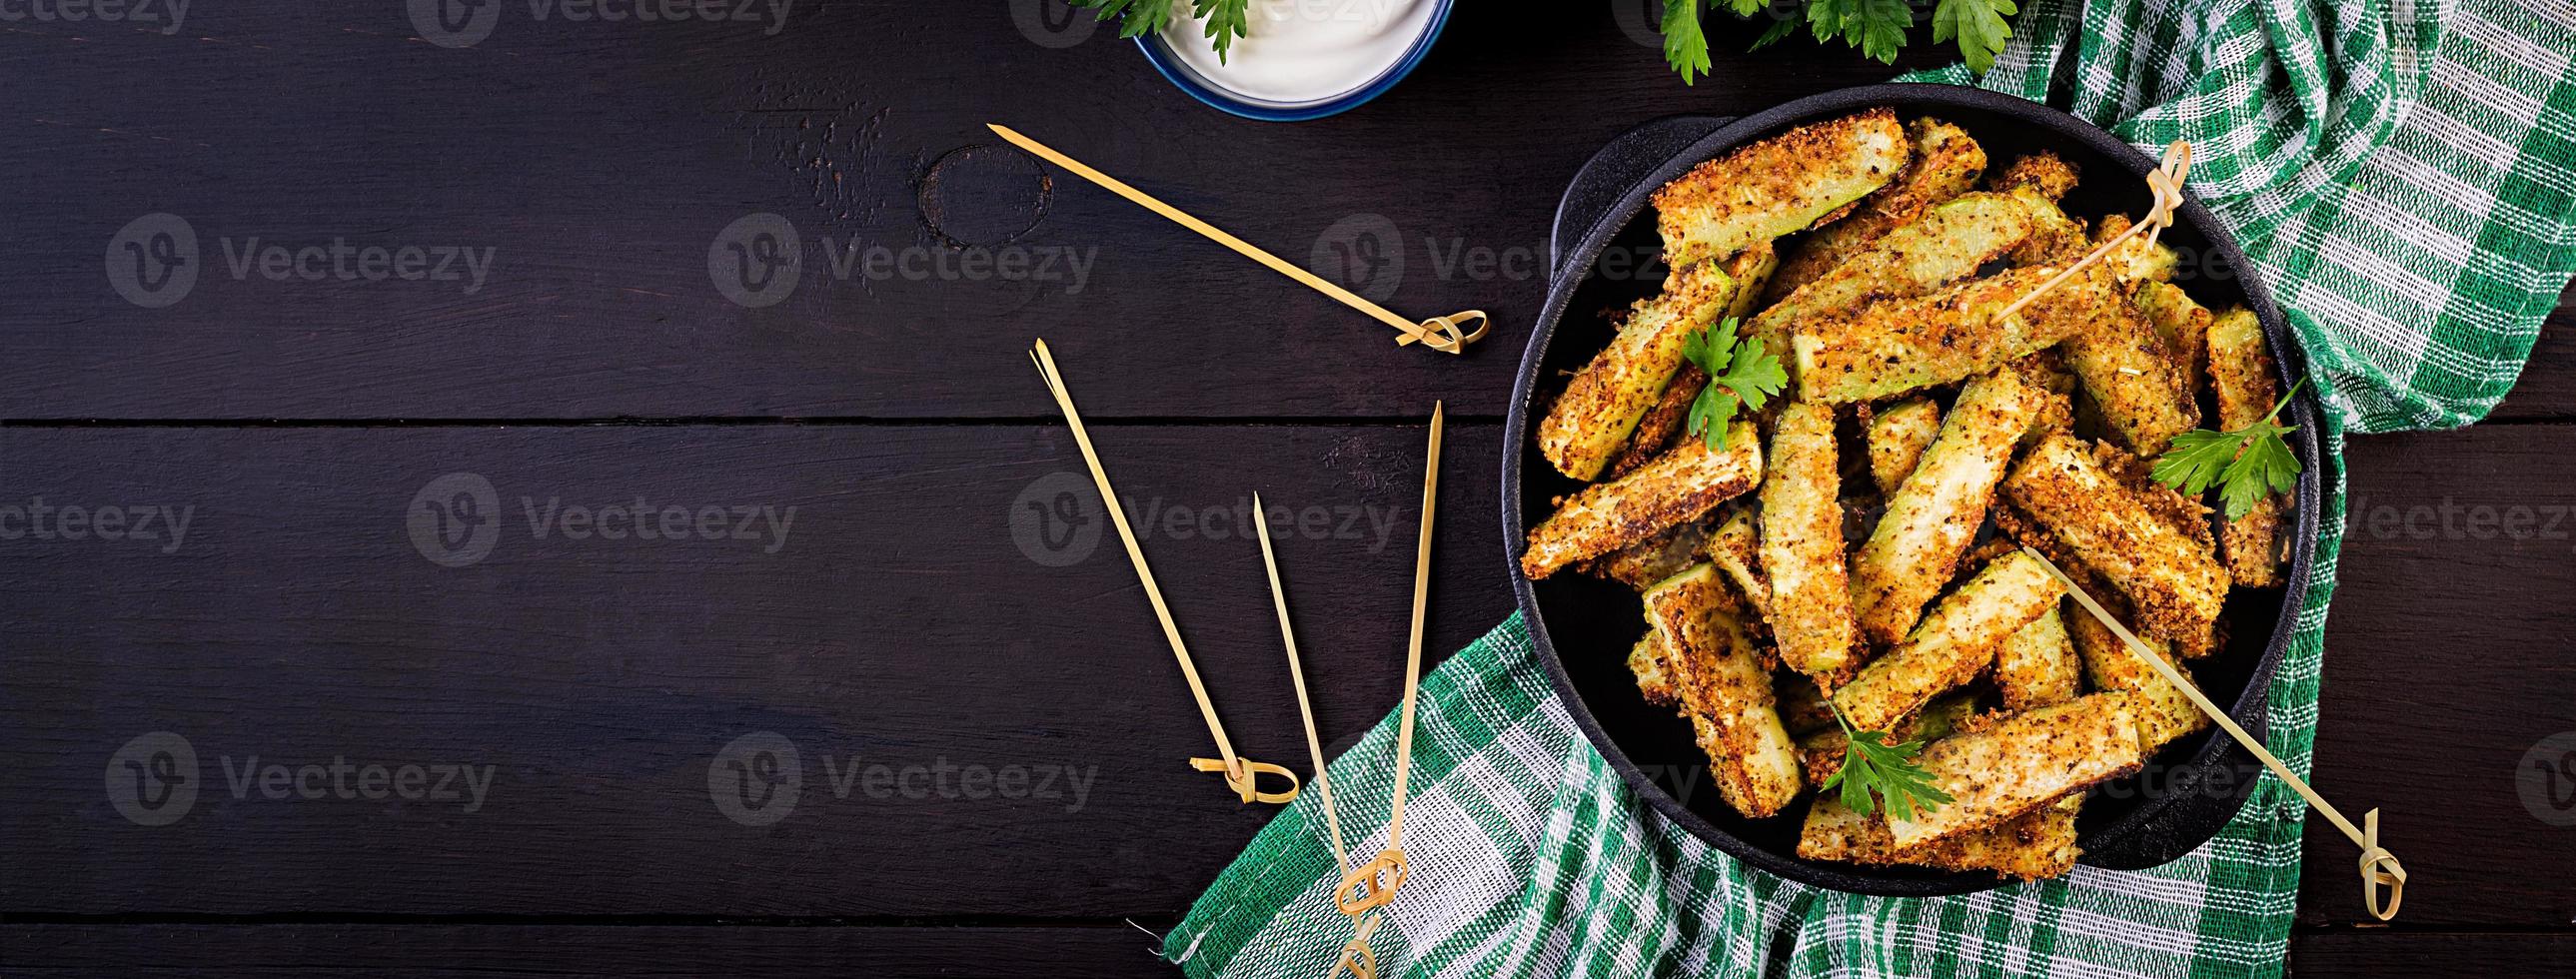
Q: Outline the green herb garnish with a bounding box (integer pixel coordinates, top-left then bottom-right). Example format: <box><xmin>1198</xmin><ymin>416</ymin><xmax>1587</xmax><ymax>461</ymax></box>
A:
<box><xmin>2150</xmin><ymin>380</ymin><xmax>2305</xmax><ymax>520</ymax></box>
<box><xmin>1662</xmin><ymin>0</ymin><xmax>2017</xmax><ymax>77</ymax></box>
<box><xmin>1070</xmin><ymin>0</ymin><xmax>1251</xmax><ymax>64</ymax></box>
<box><xmin>1678</xmin><ymin>316</ymin><xmax>1787</xmax><ymax>452</ymax></box>
<box><xmin>1823</xmin><ymin>701</ymin><xmax>1953</xmax><ymax>821</ymax></box>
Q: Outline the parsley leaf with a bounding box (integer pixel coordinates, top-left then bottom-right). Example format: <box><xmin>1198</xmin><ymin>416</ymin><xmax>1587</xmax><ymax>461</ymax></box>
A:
<box><xmin>2150</xmin><ymin>380</ymin><xmax>2306</xmax><ymax>520</ymax></box>
<box><xmin>1806</xmin><ymin>0</ymin><xmax>1913</xmax><ymax>65</ymax></box>
<box><xmin>1660</xmin><ymin>0</ymin><xmax>2018</xmax><ymax>78</ymax></box>
<box><xmin>1932</xmin><ymin>0</ymin><xmax>2017</xmax><ymax>74</ymax></box>
<box><xmin>1823</xmin><ymin>701</ymin><xmax>1953</xmax><ymax>820</ymax></box>
<box><xmin>1679</xmin><ymin>317</ymin><xmax>1786</xmax><ymax>452</ymax></box>
<box><xmin>1069</xmin><ymin>0</ymin><xmax>1172</xmax><ymax>38</ymax></box>
<box><xmin>1069</xmin><ymin>0</ymin><xmax>1249</xmax><ymax>64</ymax></box>
<box><xmin>1661</xmin><ymin>0</ymin><xmax>1714</xmax><ymax>86</ymax></box>
<box><xmin>1195</xmin><ymin>0</ymin><xmax>1250</xmax><ymax>63</ymax></box>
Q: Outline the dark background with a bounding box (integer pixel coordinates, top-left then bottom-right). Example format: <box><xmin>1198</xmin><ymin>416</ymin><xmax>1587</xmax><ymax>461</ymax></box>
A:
<box><xmin>3</xmin><ymin>1</ymin><xmax>2571</xmax><ymax>974</ymax></box>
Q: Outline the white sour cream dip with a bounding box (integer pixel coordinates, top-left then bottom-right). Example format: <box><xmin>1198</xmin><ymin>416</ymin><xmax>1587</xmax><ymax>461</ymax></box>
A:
<box><xmin>1162</xmin><ymin>0</ymin><xmax>1439</xmax><ymax>106</ymax></box>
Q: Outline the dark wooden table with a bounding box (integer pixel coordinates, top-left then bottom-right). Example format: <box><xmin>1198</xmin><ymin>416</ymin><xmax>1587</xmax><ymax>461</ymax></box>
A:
<box><xmin>4</xmin><ymin>3</ymin><xmax>2571</xmax><ymax>975</ymax></box>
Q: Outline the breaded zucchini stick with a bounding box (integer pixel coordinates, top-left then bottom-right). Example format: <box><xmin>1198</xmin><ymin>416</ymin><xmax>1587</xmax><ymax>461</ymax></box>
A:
<box><xmin>1760</xmin><ymin>402</ymin><xmax>1862</xmax><ymax>685</ymax></box>
<box><xmin>1835</xmin><ymin>551</ymin><xmax>2065</xmax><ymax>730</ymax></box>
<box><xmin>1799</xmin><ymin>794</ymin><xmax>2079</xmax><ymax>881</ymax></box>
<box><xmin>1628</xmin><ymin>631</ymin><xmax>1678</xmax><ymax>707</ymax></box>
<box><xmin>1985</xmin><ymin>152</ymin><xmax>2078</xmax><ymax>202</ymax></box>
<box><xmin>1885</xmin><ymin>692</ymin><xmax>2146</xmax><ymax>848</ymax></box>
<box><xmin>1851</xmin><ymin>369</ymin><xmax>2046</xmax><ymax>644</ymax></box>
<box><xmin>1865</xmin><ymin>398</ymin><xmax>1941</xmax><ymax>494</ymax></box>
<box><xmin>2058</xmin><ymin>266</ymin><xmax>2201</xmax><ymax>454</ymax></box>
<box><xmin>1768</xmin><ymin>117</ymin><xmax>1987</xmax><ymax>299</ymax></box>
<box><xmin>2014</xmin><ymin>350</ymin><xmax>2078</xmax><ymax>446</ymax></box>
<box><xmin>1645</xmin><ymin>565</ymin><xmax>1804</xmax><ymax>817</ymax></box>
<box><xmin>2067</xmin><ymin>610</ymin><xmax>2210</xmax><ymax>753</ymax></box>
<box><xmin>1538</xmin><ymin>261</ymin><xmax>1742</xmax><ymax>480</ymax></box>
<box><xmin>1705</xmin><ymin>505</ymin><xmax>1771</xmax><ymax>620</ymax></box>
<box><xmin>1521</xmin><ymin>420</ymin><xmax>1762</xmax><ymax>579</ymax></box>
<box><xmin>1774</xmin><ymin>671</ymin><xmax>1836</xmax><ymax>737</ymax></box>
<box><xmin>2207</xmin><ymin>307</ymin><xmax>2287</xmax><ymax>586</ymax></box>
<box><xmin>2006</xmin><ymin>187</ymin><xmax>2089</xmax><ymax>265</ymax></box>
<box><xmin>1748</xmin><ymin>189</ymin><xmax>2042</xmax><ymax>357</ymax></box>
<box><xmin>1587</xmin><ymin>509</ymin><xmax>1726</xmax><ymax>591</ymax></box>
<box><xmin>1655</xmin><ymin>108</ymin><xmax>1909</xmax><ymax>268</ymax></box>
<box><xmin>2135</xmin><ymin>280</ymin><xmax>2213</xmax><ymax>397</ymax></box>
<box><xmin>1793</xmin><ymin>266</ymin><xmax>2103</xmax><ymax>405</ymax></box>
<box><xmin>2001</xmin><ymin>433</ymin><xmax>2228</xmax><ymax>646</ymax></box>
<box><xmin>2095</xmin><ymin>214</ymin><xmax>2180</xmax><ymax>284</ymax></box>
<box><xmin>1993</xmin><ymin>604</ymin><xmax>2081</xmax><ymax>711</ymax></box>
<box><xmin>1604</xmin><ymin>246</ymin><xmax>1781</xmax><ymax>479</ymax></box>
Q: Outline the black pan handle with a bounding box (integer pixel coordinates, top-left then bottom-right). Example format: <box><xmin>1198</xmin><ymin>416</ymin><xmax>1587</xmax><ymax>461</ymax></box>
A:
<box><xmin>1550</xmin><ymin>115</ymin><xmax>1735</xmax><ymax>275</ymax></box>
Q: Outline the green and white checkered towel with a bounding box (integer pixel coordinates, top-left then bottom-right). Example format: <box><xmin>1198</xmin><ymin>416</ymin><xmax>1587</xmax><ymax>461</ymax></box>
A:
<box><xmin>1162</xmin><ymin>0</ymin><xmax>2576</xmax><ymax>975</ymax></box>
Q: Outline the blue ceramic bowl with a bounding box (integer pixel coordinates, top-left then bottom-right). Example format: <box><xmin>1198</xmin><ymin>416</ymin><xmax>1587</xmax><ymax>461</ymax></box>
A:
<box><xmin>1134</xmin><ymin>0</ymin><xmax>1455</xmax><ymax>122</ymax></box>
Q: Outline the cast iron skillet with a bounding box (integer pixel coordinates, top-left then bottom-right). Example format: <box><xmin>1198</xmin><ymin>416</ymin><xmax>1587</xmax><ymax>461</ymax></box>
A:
<box><xmin>1502</xmin><ymin>85</ymin><xmax>2322</xmax><ymax>896</ymax></box>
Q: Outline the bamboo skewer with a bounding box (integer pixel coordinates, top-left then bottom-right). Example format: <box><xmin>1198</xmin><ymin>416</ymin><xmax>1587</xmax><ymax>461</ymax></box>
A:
<box><xmin>1030</xmin><ymin>339</ymin><xmax>1298</xmax><ymax>805</ymax></box>
<box><xmin>2024</xmin><ymin>546</ymin><xmax>2406</xmax><ymax>920</ymax></box>
<box><xmin>988</xmin><ymin>124</ymin><xmax>1490</xmax><ymax>355</ymax></box>
<box><xmin>1251</xmin><ymin>492</ymin><xmax>1382</xmax><ymax>979</ymax></box>
<box><xmin>1334</xmin><ymin>404</ymin><xmax>1442</xmax><ymax>924</ymax></box>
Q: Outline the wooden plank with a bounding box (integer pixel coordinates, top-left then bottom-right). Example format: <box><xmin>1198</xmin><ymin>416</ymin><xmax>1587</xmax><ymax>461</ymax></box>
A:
<box><xmin>2291</xmin><ymin>931</ymin><xmax>2576</xmax><ymax>974</ymax></box>
<box><xmin>0</xmin><ymin>924</ymin><xmax>1170</xmax><ymax>977</ymax></box>
<box><xmin>0</xmin><ymin>423</ymin><xmax>1511</xmax><ymax>915</ymax></box>
<box><xmin>2300</xmin><ymin>425</ymin><xmax>2576</xmax><ymax>926</ymax></box>
<box><xmin>2489</xmin><ymin>312</ymin><xmax>2576</xmax><ymax>420</ymax></box>
<box><xmin>0</xmin><ymin>4</ymin><xmax>1933</xmax><ymax>421</ymax></box>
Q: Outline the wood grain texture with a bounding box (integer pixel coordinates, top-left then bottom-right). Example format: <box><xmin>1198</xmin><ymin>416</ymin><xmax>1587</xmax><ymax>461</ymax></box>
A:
<box><xmin>2301</xmin><ymin>426</ymin><xmax>2576</xmax><ymax>927</ymax></box>
<box><xmin>0</xmin><ymin>2</ymin><xmax>1941</xmax><ymax>421</ymax></box>
<box><xmin>2292</xmin><ymin>931</ymin><xmax>2576</xmax><ymax>974</ymax></box>
<box><xmin>4</xmin><ymin>0</ymin><xmax>2571</xmax><ymax>972</ymax></box>
<box><xmin>0</xmin><ymin>424</ymin><xmax>1509</xmax><ymax>915</ymax></box>
<box><xmin>0</xmin><ymin>923</ymin><xmax>1171</xmax><ymax>976</ymax></box>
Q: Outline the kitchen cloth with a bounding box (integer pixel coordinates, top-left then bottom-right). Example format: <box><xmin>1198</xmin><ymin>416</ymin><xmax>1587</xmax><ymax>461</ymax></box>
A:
<box><xmin>1163</xmin><ymin>0</ymin><xmax>2576</xmax><ymax>974</ymax></box>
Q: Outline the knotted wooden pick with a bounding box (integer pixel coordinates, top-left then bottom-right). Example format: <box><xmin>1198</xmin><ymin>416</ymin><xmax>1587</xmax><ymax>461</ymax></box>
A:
<box><xmin>1189</xmin><ymin>756</ymin><xmax>1301</xmax><ymax>804</ymax></box>
<box><xmin>1333</xmin><ymin>848</ymin><xmax>1410</xmax><ymax>916</ymax></box>
<box><xmin>2026</xmin><ymin>547</ymin><xmax>2406</xmax><ymax>920</ymax></box>
<box><xmin>1030</xmin><ymin>339</ymin><xmax>1296</xmax><ymax>806</ymax></box>
<box><xmin>1993</xmin><ymin>140</ymin><xmax>2193</xmax><ymax>325</ymax></box>
<box><xmin>988</xmin><ymin>124</ymin><xmax>1491</xmax><ymax>355</ymax></box>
